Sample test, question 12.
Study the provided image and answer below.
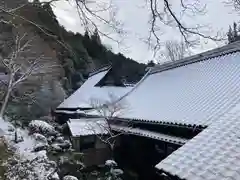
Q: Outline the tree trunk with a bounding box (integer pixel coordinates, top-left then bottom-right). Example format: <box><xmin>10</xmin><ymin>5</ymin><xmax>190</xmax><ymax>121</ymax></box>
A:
<box><xmin>0</xmin><ymin>89</ymin><xmax>11</xmax><ymax>117</ymax></box>
<box><xmin>0</xmin><ymin>75</ymin><xmax>13</xmax><ymax>118</ymax></box>
<box><xmin>14</xmin><ymin>130</ymin><xmax>18</xmax><ymax>143</ymax></box>
<box><xmin>108</xmin><ymin>143</ymin><xmax>115</xmax><ymax>159</ymax></box>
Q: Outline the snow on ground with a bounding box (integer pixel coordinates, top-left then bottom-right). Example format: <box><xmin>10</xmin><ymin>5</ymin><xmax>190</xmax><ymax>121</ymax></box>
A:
<box><xmin>0</xmin><ymin>117</ymin><xmax>59</xmax><ymax>180</ymax></box>
<box><xmin>63</xmin><ymin>175</ymin><xmax>78</xmax><ymax>180</ymax></box>
<box><xmin>29</xmin><ymin>120</ymin><xmax>56</xmax><ymax>135</ymax></box>
<box><xmin>105</xmin><ymin>160</ymin><xmax>117</xmax><ymax>167</ymax></box>
<box><xmin>0</xmin><ymin>117</ymin><xmax>13</xmax><ymax>134</ymax></box>
<box><xmin>0</xmin><ymin>117</ymin><xmax>43</xmax><ymax>159</ymax></box>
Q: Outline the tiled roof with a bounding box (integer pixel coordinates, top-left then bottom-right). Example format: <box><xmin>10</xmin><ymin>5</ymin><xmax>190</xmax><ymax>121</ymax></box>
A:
<box><xmin>155</xmin><ymin>103</ymin><xmax>240</xmax><ymax>180</ymax></box>
<box><xmin>151</xmin><ymin>40</ymin><xmax>240</xmax><ymax>74</ymax></box>
<box><xmin>68</xmin><ymin>118</ymin><xmax>108</xmax><ymax>136</ymax></box>
<box><xmin>111</xmin><ymin>125</ymin><xmax>188</xmax><ymax>145</ymax></box>
<box><xmin>118</xmin><ymin>51</ymin><xmax>240</xmax><ymax>126</ymax></box>
<box><xmin>57</xmin><ymin>68</ymin><xmax>132</xmax><ymax>109</ymax></box>
<box><xmin>55</xmin><ymin>109</ymin><xmax>85</xmax><ymax>114</ymax></box>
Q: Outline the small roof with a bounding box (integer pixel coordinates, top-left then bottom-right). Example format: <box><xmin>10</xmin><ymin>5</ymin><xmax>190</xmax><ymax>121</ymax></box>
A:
<box><xmin>155</xmin><ymin>103</ymin><xmax>240</xmax><ymax>180</ymax></box>
<box><xmin>117</xmin><ymin>47</ymin><xmax>240</xmax><ymax>126</ymax></box>
<box><xmin>111</xmin><ymin>125</ymin><xmax>188</xmax><ymax>145</ymax></box>
<box><xmin>55</xmin><ymin>109</ymin><xmax>85</xmax><ymax>114</ymax></box>
<box><xmin>67</xmin><ymin>118</ymin><xmax>108</xmax><ymax>136</ymax></box>
<box><xmin>57</xmin><ymin>68</ymin><xmax>132</xmax><ymax>110</ymax></box>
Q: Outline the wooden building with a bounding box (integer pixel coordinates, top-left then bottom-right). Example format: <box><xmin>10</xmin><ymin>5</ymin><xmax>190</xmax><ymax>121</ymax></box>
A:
<box><xmin>67</xmin><ymin>118</ymin><xmax>110</xmax><ymax>167</ymax></box>
<box><xmin>56</xmin><ymin>41</ymin><xmax>240</xmax><ymax>179</ymax></box>
<box><xmin>85</xmin><ymin>41</ymin><xmax>240</xmax><ymax>179</ymax></box>
<box><xmin>55</xmin><ymin>66</ymin><xmax>133</xmax><ymax>124</ymax></box>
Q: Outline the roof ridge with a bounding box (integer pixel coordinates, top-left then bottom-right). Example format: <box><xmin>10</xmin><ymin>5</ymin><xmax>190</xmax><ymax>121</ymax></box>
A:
<box><xmin>116</xmin><ymin>68</ymin><xmax>152</xmax><ymax>102</ymax></box>
<box><xmin>151</xmin><ymin>41</ymin><xmax>240</xmax><ymax>74</ymax></box>
<box><xmin>111</xmin><ymin>125</ymin><xmax>188</xmax><ymax>145</ymax></box>
<box><xmin>88</xmin><ymin>64</ymin><xmax>111</xmax><ymax>77</ymax></box>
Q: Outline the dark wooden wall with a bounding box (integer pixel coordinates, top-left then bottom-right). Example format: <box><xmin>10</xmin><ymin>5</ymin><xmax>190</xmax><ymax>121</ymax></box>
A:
<box><xmin>114</xmin><ymin>134</ymin><xmax>181</xmax><ymax>180</ymax></box>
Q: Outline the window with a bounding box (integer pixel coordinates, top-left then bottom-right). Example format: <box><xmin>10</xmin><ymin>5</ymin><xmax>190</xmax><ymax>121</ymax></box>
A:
<box><xmin>80</xmin><ymin>136</ymin><xmax>96</xmax><ymax>150</ymax></box>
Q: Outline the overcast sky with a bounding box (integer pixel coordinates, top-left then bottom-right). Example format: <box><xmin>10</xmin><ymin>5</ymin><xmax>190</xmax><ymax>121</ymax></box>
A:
<box><xmin>51</xmin><ymin>0</ymin><xmax>240</xmax><ymax>63</ymax></box>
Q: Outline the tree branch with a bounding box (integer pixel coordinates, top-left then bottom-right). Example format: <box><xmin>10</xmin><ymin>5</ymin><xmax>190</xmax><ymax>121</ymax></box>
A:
<box><xmin>147</xmin><ymin>0</ymin><xmax>224</xmax><ymax>54</ymax></box>
<box><xmin>89</xmin><ymin>93</ymin><xmax>130</xmax><ymax>152</ymax></box>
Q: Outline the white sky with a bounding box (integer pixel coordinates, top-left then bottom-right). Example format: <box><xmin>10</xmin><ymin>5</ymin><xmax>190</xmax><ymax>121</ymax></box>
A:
<box><xmin>51</xmin><ymin>0</ymin><xmax>240</xmax><ymax>63</ymax></box>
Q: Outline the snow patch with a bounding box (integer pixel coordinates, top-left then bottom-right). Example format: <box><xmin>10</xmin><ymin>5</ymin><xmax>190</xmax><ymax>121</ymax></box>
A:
<box><xmin>111</xmin><ymin>168</ymin><xmax>124</xmax><ymax>176</ymax></box>
<box><xmin>105</xmin><ymin>160</ymin><xmax>117</xmax><ymax>167</ymax></box>
<box><xmin>0</xmin><ymin>117</ymin><xmax>59</xmax><ymax>179</ymax></box>
<box><xmin>6</xmin><ymin>155</ymin><xmax>58</xmax><ymax>180</ymax></box>
<box><xmin>29</xmin><ymin>120</ymin><xmax>56</xmax><ymax>135</ymax></box>
<box><xmin>33</xmin><ymin>142</ymin><xmax>49</xmax><ymax>152</ymax></box>
<box><xmin>63</xmin><ymin>175</ymin><xmax>78</xmax><ymax>180</ymax></box>
<box><xmin>51</xmin><ymin>143</ymin><xmax>62</xmax><ymax>152</ymax></box>
<box><xmin>33</xmin><ymin>133</ymin><xmax>48</xmax><ymax>144</ymax></box>
<box><xmin>52</xmin><ymin>172</ymin><xmax>60</xmax><ymax>180</ymax></box>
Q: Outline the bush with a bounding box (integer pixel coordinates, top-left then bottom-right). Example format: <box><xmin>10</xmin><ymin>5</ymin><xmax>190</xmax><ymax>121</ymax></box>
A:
<box><xmin>0</xmin><ymin>139</ymin><xmax>12</xmax><ymax>180</ymax></box>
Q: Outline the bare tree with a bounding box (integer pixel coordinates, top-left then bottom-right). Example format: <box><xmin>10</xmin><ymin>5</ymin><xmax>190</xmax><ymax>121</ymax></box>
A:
<box><xmin>2</xmin><ymin>0</ymin><xmax>226</xmax><ymax>53</ymax></box>
<box><xmin>0</xmin><ymin>33</ymin><xmax>55</xmax><ymax>118</ymax></box>
<box><xmin>161</xmin><ymin>40</ymin><xmax>191</xmax><ymax>62</ymax></box>
<box><xmin>226</xmin><ymin>0</ymin><xmax>240</xmax><ymax>10</ymax></box>
<box><xmin>147</xmin><ymin>0</ymin><xmax>224</xmax><ymax>52</ymax></box>
<box><xmin>89</xmin><ymin>93</ymin><xmax>130</xmax><ymax>154</ymax></box>
<box><xmin>2</xmin><ymin>0</ymin><xmax>124</xmax><ymax>43</ymax></box>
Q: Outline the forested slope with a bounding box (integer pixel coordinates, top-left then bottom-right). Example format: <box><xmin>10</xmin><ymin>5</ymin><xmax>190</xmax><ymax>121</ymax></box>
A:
<box><xmin>26</xmin><ymin>2</ymin><xmax>146</xmax><ymax>92</ymax></box>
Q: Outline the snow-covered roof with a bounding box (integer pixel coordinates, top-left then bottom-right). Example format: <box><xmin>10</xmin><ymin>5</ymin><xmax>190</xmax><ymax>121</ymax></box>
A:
<box><xmin>55</xmin><ymin>109</ymin><xmax>85</xmax><ymax>114</ymax></box>
<box><xmin>67</xmin><ymin>118</ymin><xmax>108</xmax><ymax>136</ymax></box>
<box><xmin>118</xmin><ymin>47</ymin><xmax>240</xmax><ymax>126</ymax></box>
<box><xmin>57</xmin><ymin>68</ymin><xmax>132</xmax><ymax>109</ymax></box>
<box><xmin>155</xmin><ymin>103</ymin><xmax>240</xmax><ymax>180</ymax></box>
<box><xmin>111</xmin><ymin>125</ymin><xmax>188</xmax><ymax>145</ymax></box>
<box><xmin>88</xmin><ymin>65</ymin><xmax>111</xmax><ymax>77</ymax></box>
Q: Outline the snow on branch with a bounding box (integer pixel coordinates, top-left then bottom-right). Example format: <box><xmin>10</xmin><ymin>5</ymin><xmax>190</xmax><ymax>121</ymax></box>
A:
<box><xmin>90</xmin><ymin>93</ymin><xmax>128</xmax><ymax>118</ymax></box>
<box><xmin>88</xmin><ymin>93</ymin><xmax>131</xmax><ymax>152</ymax></box>
<box><xmin>0</xmin><ymin>33</ymin><xmax>57</xmax><ymax>117</ymax></box>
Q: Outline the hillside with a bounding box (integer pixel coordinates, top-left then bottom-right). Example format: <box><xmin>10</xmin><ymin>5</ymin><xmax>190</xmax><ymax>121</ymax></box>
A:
<box><xmin>23</xmin><ymin>2</ymin><xmax>146</xmax><ymax>92</ymax></box>
<box><xmin>0</xmin><ymin>1</ymin><xmax>146</xmax><ymax>123</ymax></box>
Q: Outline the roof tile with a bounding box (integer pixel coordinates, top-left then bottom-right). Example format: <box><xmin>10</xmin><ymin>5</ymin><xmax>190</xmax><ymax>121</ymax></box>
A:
<box><xmin>111</xmin><ymin>125</ymin><xmax>188</xmax><ymax>145</ymax></box>
<box><xmin>156</xmin><ymin>103</ymin><xmax>240</xmax><ymax>180</ymax></box>
<box><xmin>119</xmin><ymin>52</ymin><xmax>240</xmax><ymax>126</ymax></box>
<box><xmin>58</xmin><ymin>69</ymin><xmax>132</xmax><ymax>109</ymax></box>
